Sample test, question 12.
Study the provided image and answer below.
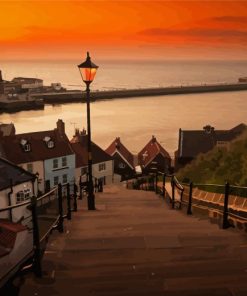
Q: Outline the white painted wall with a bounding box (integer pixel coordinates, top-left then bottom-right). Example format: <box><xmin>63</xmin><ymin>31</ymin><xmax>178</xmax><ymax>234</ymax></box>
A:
<box><xmin>20</xmin><ymin>160</ymin><xmax>44</xmax><ymax>192</ymax></box>
<box><xmin>75</xmin><ymin>160</ymin><xmax>113</xmax><ymax>185</ymax></box>
<box><xmin>44</xmin><ymin>154</ymin><xmax>75</xmax><ymax>187</ymax></box>
<box><xmin>0</xmin><ymin>180</ymin><xmax>34</xmax><ymax>222</ymax></box>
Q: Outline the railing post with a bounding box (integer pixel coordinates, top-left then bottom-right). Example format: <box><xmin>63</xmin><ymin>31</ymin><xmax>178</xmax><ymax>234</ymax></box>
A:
<box><xmin>187</xmin><ymin>182</ymin><xmax>193</xmax><ymax>215</ymax></box>
<box><xmin>223</xmin><ymin>182</ymin><xmax>230</xmax><ymax>229</ymax></box>
<box><xmin>155</xmin><ymin>172</ymin><xmax>158</xmax><ymax>194</ymax></box>
<box><xmin>180</xmin><ymin>189</ymin><xmax>184</xmax><ymax>209</ymax></box>
<box><xmin>79</xmin><ymin>176</ymin><xmax>83</xmax><ymax>200</ymax></box>
<box><xmin>57</xmin><ymin>183</ymin><xmax>64</xmax><ymax>233</ymax></box>
<box><xmin>73</xmin><ymin>183</ymin><xmax>78</xmax><ymax>212</ymax></box>
<box><xmin>162</xmin><ymin>173</ymin><xmax>166</xmax><ymax>198</ymax></box>
<box><xmin>66</xmin><ymin>183</ymin><xmax>71</xmax><ymax>220</ymax></box>
<box><xmin>31</xmin><ymin>195</ymin><xmax>42</xmax><ymax>277</ymax></box>
<box><xmin>171</xmin><ymin>176</ymin><xmax>175</xmax><ymax>209</ymax></box>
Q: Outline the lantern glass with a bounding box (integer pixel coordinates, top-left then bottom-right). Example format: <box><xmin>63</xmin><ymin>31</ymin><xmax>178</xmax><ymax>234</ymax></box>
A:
<box><xmin>79</xmin><ymin>67</ymin><xmax>97</xmax><ymax>83</ymax></box>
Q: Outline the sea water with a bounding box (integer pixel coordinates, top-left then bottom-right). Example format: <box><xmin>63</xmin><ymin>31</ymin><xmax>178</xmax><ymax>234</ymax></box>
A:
<box><xmin>0</xmin><ymin>59</ymin><xmax>247</xmax><ymax>155</ymax></box>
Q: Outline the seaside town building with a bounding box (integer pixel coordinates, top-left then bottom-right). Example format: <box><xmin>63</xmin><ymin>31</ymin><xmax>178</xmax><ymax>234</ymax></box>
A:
<box><xmin>0</xmin><ymin>120</ymin><xmax>75</xmax><ymax>193</ymax></box>
<box><xmin>175</xmin><ymin>123</ymin><xmax>247</xmax><ymax>170</ymax></box>
<box><xmin>138</xmin><ymin>136</ymin><xmax>171</xmax><ymax>175</ymax></box>
<box><xmin>12</xmin><ymin>77</ymin><xmax>43</xmax><ymax>90</ymax></box>
<box><xmin>0</xmin><ymin>157</ymin><xmax>36</xmax><ymax>223</ymax></box>
<box><xmin>70</xmin><ymin>129</ymin><xmax>113</xmax><ymax>186</ymax></box>
<box><xmin>105</xmin><ymin>137</ymin><xmax>135</xmax><ymax>181</ymax></box>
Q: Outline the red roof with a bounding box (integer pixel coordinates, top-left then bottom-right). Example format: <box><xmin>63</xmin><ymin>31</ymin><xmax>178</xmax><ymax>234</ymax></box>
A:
<box><xmin>105</xmin><ymin>137</ymin><xmax>134</xmax><ymax>169</ymax></box>
<box><xmin>1</xmin><ymin>128</ymin><xmax>74</xmax><ymax>164</ymax></box>
<box><xmin>0</xmin><ymin>220</ymin><xmax>27</xmax><ymax>253</ymax></box>
<box><xmin>138</xmin><ymin>136</ymin><xmax>171</xmax><ymax>167</ymax></box>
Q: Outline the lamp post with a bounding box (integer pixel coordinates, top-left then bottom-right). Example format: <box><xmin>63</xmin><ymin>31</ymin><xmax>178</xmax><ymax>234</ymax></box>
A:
<box><xmin>78</xmin><ymin>52</ymin><xmax>98</xmax><ymax>210</ymax></box>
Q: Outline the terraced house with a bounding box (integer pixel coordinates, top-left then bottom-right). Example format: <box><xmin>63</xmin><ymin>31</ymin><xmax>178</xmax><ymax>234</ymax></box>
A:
<box><xmin>105</xmin><ymin>137</ymin><xmax>135</xmax><ymax>181</ymax></box>
<box><xmin>138</xmin><ymin>136</ymin><xmax>171</xmax><ymax>175</ymax></box>
<box><xmin>0</xmin><ymin>119</ymin><xmax>75</xmax><ymax>193</ymax></box>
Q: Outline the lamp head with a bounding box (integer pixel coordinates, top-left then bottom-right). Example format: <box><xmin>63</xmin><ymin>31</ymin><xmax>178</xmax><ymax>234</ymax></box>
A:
<box><xmin>78</xmin><ymin>52</ymin><xmax>98</xmax><ymax>84</ymax></box>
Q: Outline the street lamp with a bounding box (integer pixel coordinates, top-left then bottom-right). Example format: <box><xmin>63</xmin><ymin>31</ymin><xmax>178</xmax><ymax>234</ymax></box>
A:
<box><xmin>78</xmin><ymin>52</ymin><xmax>98</xmax><ymax>210</ymax></box>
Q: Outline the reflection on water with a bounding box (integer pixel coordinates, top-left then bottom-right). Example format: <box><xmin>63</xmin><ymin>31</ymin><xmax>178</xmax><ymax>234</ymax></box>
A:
<box><xmin>1</xmin><ymin>91</ymin><xmax>247</xmax><ymax>155</ymax></box>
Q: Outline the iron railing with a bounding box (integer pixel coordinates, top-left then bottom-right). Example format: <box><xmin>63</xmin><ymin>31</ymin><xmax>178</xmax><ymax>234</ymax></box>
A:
<box><xmin>0</xmin><ymin>182</ymin><xmax>79</xmax><ymax>288</ymax></box>
<box><xmin>128</xmin><ymin>171</ymin><xmax>247</xmax><ymax>230</ymax></box>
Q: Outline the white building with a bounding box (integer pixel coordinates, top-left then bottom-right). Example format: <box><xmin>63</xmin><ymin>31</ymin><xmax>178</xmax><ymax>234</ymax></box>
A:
<box><xmin>0</xmin><ymin>157</ymin><xmax>35</xmax><ymax>223</ymax></box>
<box><xmin>12</xmin><ymin>77</ymin><xmax>43</xmax><ymax>89</ymax></box>
<box><xmin>0</xmin><ymin>120</ymin><xmax>75</xmax><ymax>193</ymax></box>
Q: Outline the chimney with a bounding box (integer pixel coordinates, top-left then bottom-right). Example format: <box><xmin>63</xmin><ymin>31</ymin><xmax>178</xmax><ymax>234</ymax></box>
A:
<box><xmin>56</xmin><ymin>119</ymin><xmax>65</xmax><ymax>135</ymax></box>
<box><xmin>152</xmin><ymin>135</ymin><xmax>156</xmax><ymax>143</ymax></box>
<box><xmin>0</xmin><ymin>70</ymin><xmax>2</xmax><ymax>82</ymax></box>
<box><xmin>115</xmin><ymin>137</ymin><xmax>120</xmax><ymax>149</ymax></box>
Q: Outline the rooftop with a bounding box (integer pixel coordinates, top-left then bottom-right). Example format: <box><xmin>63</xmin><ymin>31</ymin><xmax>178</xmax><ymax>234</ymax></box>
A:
<box><xmin>105</xmin><ymin>137</ymin><xmax>134</xmax><ymax>169</ymax></box>
<box><xmin>0</xmin><ymin>157</ymin><xmax>35</xmax><ymax>191</ymax></box>
<box><xmin>70</xmin><ymin>130</ymin><xmax>112</xmax><ymax>167</ymax></box>
<box><xmin>0</xmin><ymin>120</ymin><xmax>74</xmax><ymax>164</ymax></box>
<box><xmin>138</xmin><ymin>135</ymin><xmax>171</xmax><ymax>167</ymax></box>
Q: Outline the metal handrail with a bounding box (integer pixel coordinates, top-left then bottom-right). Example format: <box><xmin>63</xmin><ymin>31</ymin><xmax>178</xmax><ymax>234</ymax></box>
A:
<box><xmin>0</xmin><ymin>199</ymin><xmax>31</xmax><ymax>213</ymax></box>
<box><xmin>230</xmin><ymin>184</ymin><xmax>247</xmax><ymax>190</ymax></box>
<box><xmin>0</xmin><ymin>187</ymin><xmax>58</xmax><ymax>214</ymax></box>
<box><xmin>37</xmin><ymin>187</ymin><xmax>57</xmax><ymax>201</ymax></box>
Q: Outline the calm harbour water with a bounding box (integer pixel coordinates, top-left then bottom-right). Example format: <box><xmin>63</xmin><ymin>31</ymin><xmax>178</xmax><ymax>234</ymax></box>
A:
<box><xmin>1</xmin><ymin>91</ymin><xmax>247</xmax><ymax>156</ymax></box>
<box><xmin>0</xmin><ymin>60</ymin><xmax>247</xmax><ymax>155</ymax></box>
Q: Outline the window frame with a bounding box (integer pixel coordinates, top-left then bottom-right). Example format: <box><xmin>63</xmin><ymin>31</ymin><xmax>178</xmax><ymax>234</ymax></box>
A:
<box><xmin>54</xmin><ymin>176</ymin><xmax>59</xmax><ymax>186</ymax></box>
<box><xmin>53</xmin><ymin>158</ymin><xmax>58</xmax><ymax>169</ymax></box>
<box><xmin>24</xmin><ymin>143</ymin><xmax>31</xmax><ymax>152</ymax></box>
<box><xmin>47</xmin><ymin>140</ymin><xmax>54</xmax><ymax>148</ymax></box>
<box><xmin>62</xmin><ymin>156</ymin><xmax>67</xmax><ymax>167</ymax></box>
<box><xmin>99</xmin><ymin>163</ymin><xmax>106</xmax><ymax>172</ymax></box>
<box><xmin>62</xmin><ymin>174</ymin><xmax>67</xmax><ymax>184</ymax></box>
<box><xmin>27</xmin><ymin>163</ymin><xmax>33</xmax><ymax>173</ymax></box>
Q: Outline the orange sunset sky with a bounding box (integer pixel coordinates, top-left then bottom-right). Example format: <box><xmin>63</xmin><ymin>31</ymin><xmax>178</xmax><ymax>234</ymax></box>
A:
<box><xmin>0</xmin><ymin>0</ymin><xmax>247</xmax><ymax>60</ymax></box>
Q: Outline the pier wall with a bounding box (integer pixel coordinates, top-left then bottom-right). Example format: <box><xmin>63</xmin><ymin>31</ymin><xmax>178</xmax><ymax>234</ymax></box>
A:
<box><xmin>32</xmin><ymin>83</ymin><xmax>247</xmax><ymax>104</ymax></box>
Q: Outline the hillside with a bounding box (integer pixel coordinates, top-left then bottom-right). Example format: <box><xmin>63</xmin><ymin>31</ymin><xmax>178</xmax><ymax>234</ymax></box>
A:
<box><xmin>176</xmin><ymin>130</ymin><xmax>247</xmax><ymax>186</ymax></box>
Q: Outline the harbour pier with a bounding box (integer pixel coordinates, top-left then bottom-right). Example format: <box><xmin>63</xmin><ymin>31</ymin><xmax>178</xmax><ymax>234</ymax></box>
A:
<box><xmin>32</xmin><ymin>82</ymin><xmax>247</xmax><ymax>104</ymax></box>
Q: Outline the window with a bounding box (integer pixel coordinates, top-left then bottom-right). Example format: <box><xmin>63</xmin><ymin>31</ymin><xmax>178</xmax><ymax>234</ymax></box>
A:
<box><xmin>62</xmin><ymin>157</ymin><xmax>67</xmax><ymax>167</ymax></box>
<box><xmin>99</xmin><ymin>163</ymin><xmax>106</xmax><ymax>171</ymax></box>
<box><xmin>24</xmin><ymin>143</ymin><xmax>31</xmax><ymax>152</ymax></box>
<box><xmin>54</xmin><ymin>176</ymin><xmax>59</xmax><ymax>186</ymax></box>
<box><xmin>27</xmin><ymin>163</ymin><xmax>33</xmax><ymax>173</ymax></box>
<box><xmin>118</xmin><ymin>162</ymin><xmax>126</xmax><ymax>169</ymax></box>
<box><xmin>81</xmin><ymin>167</ymin><xmax>88</xmax><ymax>175</ymax></box>
<box><xmin>48</xmin><ymin>141</ymin><xmax>54</xmax><ymax>148</ymax></box>
<box><xmin>53</xmin><ymin>159</ymin><xmax>58</xmax><ymax>169</ymax></box>
<box><xmin>62</xmin><ymin>174</ymin><xmax>67</xmax><ymax>184</ymax></box>
<box><xmin>20</xmin><ymin>139</ymin><xmax>30</xmax><ymax>152</ymax></box>
<box><xmin>16</xmin><ymin>189</ymin><xmax>31</xmax><ymax>203</ymax></box>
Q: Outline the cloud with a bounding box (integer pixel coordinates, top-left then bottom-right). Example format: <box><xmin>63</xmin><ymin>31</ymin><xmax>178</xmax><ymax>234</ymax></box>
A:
<box><xmin>138</xmin><ymin>27</ymin><xmax>247</xmax><ymax>44</ymax></box>
<box><xmin>210</xmin><ymin>16</ymin><xmax>247</xmax><ymax>24</ymax></box>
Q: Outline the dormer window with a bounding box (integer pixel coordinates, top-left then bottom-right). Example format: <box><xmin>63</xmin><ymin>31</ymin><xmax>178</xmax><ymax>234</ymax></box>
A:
<box><xmin>47</xmin><ymin>140</ymin><xmax>54</xmax><ymax>148</ymax></box>
<box><xmin>20</xmin><ymin>139</ymin><xmax>31</xmax><ymax>152</ymax></box>
<box><xmin>24</xmin><ymin>144</ymin><xmax>31</xmax><ymax>152</ymax></box>
<box><xmin>43</xmin><ymin>136</ymin><xmax>54</xmax><ymax>148</ymax></box>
